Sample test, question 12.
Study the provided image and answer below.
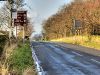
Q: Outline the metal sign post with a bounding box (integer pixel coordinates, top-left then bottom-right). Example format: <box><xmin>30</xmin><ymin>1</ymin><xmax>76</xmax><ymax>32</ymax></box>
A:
<box><xmin>14</xmin><ymin>11</ymin><xmax>27</xmax><ymax>43</ymax></box>
<box><xmin>16</xmin><ymin>25</ymin><xmax>17</xmax><ymax>38</ymax></box>
<box><xmin>23</xmin><ymin>25</ymin><xmax>25</xmax><ymax>43</ymax></box>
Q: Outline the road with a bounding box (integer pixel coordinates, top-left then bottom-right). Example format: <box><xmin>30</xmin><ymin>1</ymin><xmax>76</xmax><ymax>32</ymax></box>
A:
<box><xmin>31</xmin><ymin>42</ymin><xmax>100</xmax><ymax>75</ymax></box>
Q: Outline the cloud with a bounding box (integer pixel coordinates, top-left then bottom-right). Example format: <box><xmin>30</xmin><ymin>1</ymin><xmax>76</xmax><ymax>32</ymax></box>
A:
<box><xmin>28</xmin><ymin>11</ymin><xmax>38</xmax><ymax>19</ymax></box>
<box><xmin>25</xmin><ymin>0</ymin><xmax>73</xmax><ymax>34</ymax></box>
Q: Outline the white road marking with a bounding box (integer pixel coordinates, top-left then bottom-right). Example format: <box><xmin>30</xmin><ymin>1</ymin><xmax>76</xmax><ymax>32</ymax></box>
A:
<box><xmin>71</xmin><ymin>51</ymin><xmax>83</xmax><ymax>56</ymax></box>
<box><xmin>31</xmin><ymin>48</ymin><xmax>46</xmax><ymax>75</ymax></box>
<box><xmin>91</xmin><ymin>59</ymin><xmax>100</xmax><ymax>64</ymax></box>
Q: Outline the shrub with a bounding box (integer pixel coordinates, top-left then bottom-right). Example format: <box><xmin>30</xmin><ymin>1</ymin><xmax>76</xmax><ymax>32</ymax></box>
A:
<box><xmin>0</xmin><ymin>35</ymin><xmax>8</xmax><ymax>57</ymax></box>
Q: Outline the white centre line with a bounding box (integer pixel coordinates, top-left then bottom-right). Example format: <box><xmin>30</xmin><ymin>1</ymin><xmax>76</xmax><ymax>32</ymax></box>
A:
<box><xmin>71</xmin><ymin>51</ymin><xmax>83</xmax><ymax>56</ymax></box>
<box><xmin>91</xmin><ymin>59</ymin><xmax>100</xmax><ymax>64</ymax></box>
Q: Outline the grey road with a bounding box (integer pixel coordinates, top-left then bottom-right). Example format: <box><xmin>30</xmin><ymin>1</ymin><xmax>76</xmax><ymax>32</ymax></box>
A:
<box><xmin>31</xmin><ymin>42</ymin><xmax>100</xmax><ymax>75</ymax></box>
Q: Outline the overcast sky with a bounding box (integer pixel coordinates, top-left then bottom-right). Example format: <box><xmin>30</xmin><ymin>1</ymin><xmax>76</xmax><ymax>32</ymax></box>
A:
<box><xmin>0</xmin><ymin>0</ymin><xmax>73</xmax><ymax>35</ymax></box>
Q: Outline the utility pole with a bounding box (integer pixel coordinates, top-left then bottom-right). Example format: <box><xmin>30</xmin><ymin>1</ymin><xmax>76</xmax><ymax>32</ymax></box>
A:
<box><xmin>8</xmin><ymin>0</ymin><xmax>14</xmax><ymax>45</ymax></box>
<box><xmin>9</xmin><ymin>0</ymin><xmax>13</xmax><ymax>38</ymax></box>
<box><xmin>72</xmin><ymin>17</ymin><xmax>76</xmax><ymax>35</ymax></box>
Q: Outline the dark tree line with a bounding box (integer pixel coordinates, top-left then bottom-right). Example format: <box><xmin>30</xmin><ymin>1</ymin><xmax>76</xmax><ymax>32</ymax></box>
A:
<box><xmin>43</xmin><ymin>0</ymin><xmax>100</xmax><ymax>40</ymax></box>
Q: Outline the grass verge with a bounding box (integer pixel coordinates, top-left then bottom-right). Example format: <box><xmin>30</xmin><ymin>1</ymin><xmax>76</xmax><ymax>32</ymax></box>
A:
<box><xmin>51</xmin><ymin>36</ymin><xmax>100</xmax><ymax>50</ymax></box>
<box><xmin>8</xmin><ymin>42</ymin><xmax>36</xmax><ymax>75</ymax></box>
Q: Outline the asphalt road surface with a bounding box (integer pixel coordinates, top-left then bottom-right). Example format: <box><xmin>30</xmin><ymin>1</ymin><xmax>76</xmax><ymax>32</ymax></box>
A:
<box><xmin>31</xmin><ymin>42</ymin><xmax>100</xmax><ymax>75</ymax></box>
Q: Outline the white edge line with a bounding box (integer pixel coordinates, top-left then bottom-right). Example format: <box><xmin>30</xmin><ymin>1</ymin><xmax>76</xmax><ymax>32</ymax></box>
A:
<box><xmin>31</xmin><ymin>47</ymin><xmax>46</xmax><ymax>75</ymax></box>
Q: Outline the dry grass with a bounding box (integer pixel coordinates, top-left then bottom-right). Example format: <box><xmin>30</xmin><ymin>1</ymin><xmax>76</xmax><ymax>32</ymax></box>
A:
<box><xmin>23</xmin><ymin>67</ymin><xmax>36</xmax><ymax>75</ymax></box>
<box><xmin>0</xmin><ymin>42</ymin><xmax>35</xmax><ymax>75</ymax></box>
<box><xmin>0</xmin><ymin>64</ymin><xmax>9</xmax><ymax>75</ymax></box>
<box><xmin>51</xmin><ymin>35</ymin><xmax>100</xmax><ymax>50</ymax></box>
<box><xmin>0</xmin><ymin>43</ymin><xmax>17</xmax><ymax>75</ymax></box>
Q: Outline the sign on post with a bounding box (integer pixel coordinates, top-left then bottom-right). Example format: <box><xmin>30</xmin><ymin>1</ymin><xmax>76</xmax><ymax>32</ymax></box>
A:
<box><xmin>74</xmin><ymin>20</ymin><xmax>82</xmax><ymax>28</ymax></box>
<box><xmin>14</xmin><ymin>19</ymin><xmax>20</xmax><ymax>26</ymax></box>
<box><xmin>14</xmin><ymin>11</ymin><xmax>27</xmax><ymax>26</ymax></box>
<box><xmin>17</xmin><ymin>11</ymin><xmax>27</xmax><ymax>26</ymax></box>
<box><xmin>14</xmin><ymin>11</ymin><xmax>27</xmax><ymax>42</ymax></box>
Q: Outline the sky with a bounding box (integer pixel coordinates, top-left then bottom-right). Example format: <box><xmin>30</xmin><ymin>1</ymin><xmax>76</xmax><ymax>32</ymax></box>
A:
<box><xmin>25</xmin><ymin>0</ymin><xmax>73</xmax><ymax>35</ymax></box>
<box><xmin>0</xmin><ymin>0</ymin><xmax>73</xmax><ymax>35</ymax></box>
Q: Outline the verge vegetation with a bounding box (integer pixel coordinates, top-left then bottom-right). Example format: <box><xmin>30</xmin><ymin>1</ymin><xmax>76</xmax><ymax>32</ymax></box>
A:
<box><xmin>0</xmin><ymin>40</ymin><xmax>36</xmax><ymax>75</ymax></box>
<box><xmin>8</xmin><ymin>41</ymin><xmax>36</xmax><ymax>75</ymax></box>
<box><xmin>51</xmin><ymin>35</ymin><xmax>100</xmax><ymax>50</ymax></box>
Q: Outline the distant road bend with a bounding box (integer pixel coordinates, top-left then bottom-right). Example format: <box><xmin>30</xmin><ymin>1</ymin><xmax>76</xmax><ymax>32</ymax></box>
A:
<box><xmin>31</xmin><ymin>42</ymin><xmax>100</xmax><ymax>75</ymax></box>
